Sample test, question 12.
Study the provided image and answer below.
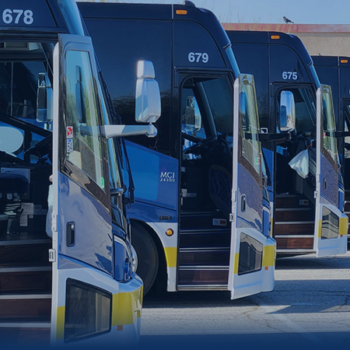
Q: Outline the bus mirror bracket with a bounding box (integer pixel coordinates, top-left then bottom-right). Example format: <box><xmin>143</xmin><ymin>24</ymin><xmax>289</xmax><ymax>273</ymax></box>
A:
<box><xmin>280</xmin><ymin>91</ymin><xmax>295</xmax><ymax>133</ymax></box>
<box><xmin>36</xmin><ymin>73</ymin><xmax>53</xmax><ymax>123</ymax></box>
<box><xmin>101</xmin><ymin>124</ymin><xmax>157</xmax><ymax>139</ymax></box>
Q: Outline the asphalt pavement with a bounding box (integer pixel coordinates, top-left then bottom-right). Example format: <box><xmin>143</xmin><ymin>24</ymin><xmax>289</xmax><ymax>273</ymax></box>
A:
<box><xmin>140</xmin><ymin>251</ymin><xmax>350</xmax><ymax>350</ymax></box>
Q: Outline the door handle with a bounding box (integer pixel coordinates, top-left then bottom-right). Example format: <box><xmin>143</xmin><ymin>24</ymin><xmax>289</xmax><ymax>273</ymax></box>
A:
<box><xmin>241</xmin><ymin>195</ymin><xmax>246</xmax><ymax>212</ymax></box>
<box><xmin>66</xmin><ymin>222</ymin><xmax>75</xmax><ymax>247</ymax></box>
<box><xmin>323</xmin><ymin>179</ymin><xmax>327</xmax><ymax>190</ymax></box>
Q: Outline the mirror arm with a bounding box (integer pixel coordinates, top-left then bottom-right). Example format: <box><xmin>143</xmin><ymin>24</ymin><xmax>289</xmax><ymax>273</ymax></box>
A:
<box><xmin>259</xmin><ymin>133</ymin><xmax>291</xmax><ymax>142</ymax></box>
<box><xmin>101</xmin><ymin>125</ymin><xmax>157</xmax><ymax>139</ymax></box>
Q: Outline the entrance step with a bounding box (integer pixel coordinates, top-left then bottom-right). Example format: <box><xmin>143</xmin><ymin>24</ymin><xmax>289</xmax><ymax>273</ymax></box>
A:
<box><xmin>180</xmin><ymin>228</ymin><xmax>231</xmax><ymax>249</ymax></box>
<box><xmin>276</xmin><ymin>195</ymin><xmax>310</xmax><ymax>209</ymax></box>
<box><xmin>180</xmin><ymin>212</ymin><xmax>230</xmax><ymax>231</ymax></box>
<box><xmin>0</xmin><ymin>241</ymin><xmax>51</xmax><ymax>268</ymax></box>
<box><xmin>0</xmin><ymin>267</ymin><xmax>52</xmax><ymax>294</ymax></box>
<box><xmin>178</xmin><ymin>266</ymin><xmax>229</xmax><ymax>286</ymax></box>
<box><xmin>179</xmin><ymin>247</ymin><xmax>230</xmax><ymax>266</ymax></box>
<box><xmin>0</xmin><ymin>294</ymin><xmax>51</xmax><ymax>322</ymax></box>
<box><xmin>276</xmin><ymin>236</ymin><xmax>314</xmax><ymax>250</ymax></box>
<box><xmin>275</xmin><ymin>208</ymin><xmax>313</xmax><ymax>222</ymax></box>
<box><xmin>274</xmin><ymin>221</ymin><xmax>314</xmax><ymax>236</ymax></box>
<box><xmin>0</xmin><ymin>322</ymin><xmax>50</xmax><ymax>344</ymax></box>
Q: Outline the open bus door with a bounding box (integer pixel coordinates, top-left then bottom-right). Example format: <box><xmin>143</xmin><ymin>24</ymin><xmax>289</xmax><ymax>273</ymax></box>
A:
<box><xmin>228</xmin><ymin>74</ymin><xmax>276</xmax><ymax>300</ymax></box>
<box><xmin>314</xmin><ymin>86</ymin><xmax>348</xmax><ymax>257</ymax></box>
<box><xmin>51</xmin><ymin>34</ymin><xmax>128</xmax><ymax>344</ymax></box>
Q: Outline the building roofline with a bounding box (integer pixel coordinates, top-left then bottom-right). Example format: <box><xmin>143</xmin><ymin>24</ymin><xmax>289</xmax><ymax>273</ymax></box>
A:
<box><xmin>222</xmin><ymin>23</ymin><xmax>350</xmax><ymax>33</ymax></box>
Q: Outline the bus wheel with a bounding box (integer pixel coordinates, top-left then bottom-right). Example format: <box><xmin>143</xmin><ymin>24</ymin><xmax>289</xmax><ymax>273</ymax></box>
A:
<box><xmin>131</xmin><ymin>222</ymin><xmax>159</xmax><ymax>295</ymax></box>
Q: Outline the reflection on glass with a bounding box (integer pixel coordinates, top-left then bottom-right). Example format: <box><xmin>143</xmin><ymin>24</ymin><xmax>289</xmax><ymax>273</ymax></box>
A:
<box><xmin>65</xmin><ymin>50</ymin><xmax>105</xmax><ymax>191</ymax></box>
<box><xmin>321</xmin><ymin>206</ymin><xmax>339</xmax><ymax>240</ymax></box>
<box><xmin>238</xmin><ymin>232</ymin><xmax>263</xmax><ymax>275</ymax></box>
<box><xmin>322</xmin><ymin>87</ymin><xmax>339</xmax><ymax>166</ymax></box>
<box><xmin>240</xmin><ymin>76</ymin><xmax>262</xmax><ymax>175</ymax></box>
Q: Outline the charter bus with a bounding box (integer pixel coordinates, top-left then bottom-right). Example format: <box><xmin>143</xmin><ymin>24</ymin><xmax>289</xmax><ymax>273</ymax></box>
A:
<box><xmin>313</xmin><ymin>55</ymin><xmax>350</xmax><ymax>242</ymax></box>
<box><xmin>79</xmin><ymin>1</ymin><xmax>279</xmax><ymax>298</ymax></box>
<box><xmin>0</xmin><ymin>0</ymin><xmax>162</xmax><ymax>345</ymax></box>
<box><xmin>226</xmin><ymin>31</ymin><xmax>348</xmax><ymax>257</ymax></box>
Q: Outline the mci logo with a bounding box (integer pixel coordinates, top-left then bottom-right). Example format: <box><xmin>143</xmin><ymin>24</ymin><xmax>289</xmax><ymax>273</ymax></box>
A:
<box><xmin>160</xmin><ymin>172</ymin><xmax>175</xmax><ymax>183</ymax></box>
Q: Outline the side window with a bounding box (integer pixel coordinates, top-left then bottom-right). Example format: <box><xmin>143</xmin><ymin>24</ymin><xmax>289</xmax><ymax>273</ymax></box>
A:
<box><xmin>65</xmin><ymin>50</ymin><xmax>106</xmax><ymax>191</ymax></box>
<box><xmin>278</xmin><ymin>88</ymin><xmax>316</xmax><ymax>137</ymax></box>
<box><xmin>201</xmin><ymin>78</ymin><xmax>233</xmax><ymax>136</ymax></box>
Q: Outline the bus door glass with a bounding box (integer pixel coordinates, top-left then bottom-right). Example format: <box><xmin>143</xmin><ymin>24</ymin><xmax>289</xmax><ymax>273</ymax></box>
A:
<box><xmin>229</xmin><ymin>74</ymin><xmax>276</xmax><ymax>299</ymax></box>
<box><xmin>314</xmin><ymin>86</ymin><xmax>348</xmax><ymax>257</ymax></box>
<box><xmin>51</xmin><ymin>34</ymin><xmax>116</xmax><ymax>344</ymax></box>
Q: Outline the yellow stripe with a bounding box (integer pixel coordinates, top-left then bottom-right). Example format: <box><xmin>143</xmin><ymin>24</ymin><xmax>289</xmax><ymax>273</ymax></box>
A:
<box><xmin>112</xmin><ymin>288</ymin><xmax>143</xmax><ymax>326</ymax></box>
<box><xmin>339</xmin><ymin>216</ymin><xmax>349</xmax><ymax>236</ymax></box>
<box><xmin>164</xmin><ymin>247</ymin><xmax>177</xmax><ymax>268</ymax></box>
<box><xmin>233</xmin><ymin>252</ymin><xmax>239</xmax><ymax>274</ymax></box>
<box><xmin>263</xmin><ymin>245</ymin><xmax>276</xmax><ymax>267</ymax></box>
<box><xmin>318</xmin><ymin>220</ymin><xmax>322</xmax><ymax>238</ymax></box>
<box><xmin>270</xmin><ymin>218</ymin><xmax>273</xmax><ymax>237</ymax></box>
<box><xmin>56</xmin><ymin>306</ymin><xmax>65</xmax><ymax>340</ymax></box>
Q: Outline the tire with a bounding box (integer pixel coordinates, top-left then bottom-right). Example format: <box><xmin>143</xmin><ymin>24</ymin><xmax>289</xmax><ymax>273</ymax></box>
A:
<box><xmin>131</xmin><ymin>222</ymin><xmax>159</xmax><ymax>295</ymax></box>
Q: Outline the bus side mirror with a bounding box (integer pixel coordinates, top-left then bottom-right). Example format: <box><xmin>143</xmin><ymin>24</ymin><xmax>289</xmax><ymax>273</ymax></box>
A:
<box><xmin>135</xmin><ymin>60</ymin><xmax>161</xmax><ymax>124</ymax></box>
<box><xmin>101</xmin><ymin>60</ymin><xmax>161</xmax><ymax>139</ymax></box>
<box><xmin>280</xmin><ymin>91</ymin><xmax>295</xmax><ymax>133</ymax></box>
<box><xmin>36</xmin><ymin>73</ymin><xmax>53</xmax><ymax>123</ymax></box>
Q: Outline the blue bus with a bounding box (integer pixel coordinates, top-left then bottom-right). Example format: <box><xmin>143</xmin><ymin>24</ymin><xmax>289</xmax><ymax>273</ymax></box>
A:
<box><xmin>227</xmin><ymin>31</ymin><xmax>348</xmax><ymax>257</ymax></box>
<box><xmin>79</xmin><ymin>1</ymin><xmax>279</xmax><ymax>298</ymax></box>
<box><xmin>0</xmin><ymin>0</ymin><xmax>161</xmax><ymax>345</ymax></box>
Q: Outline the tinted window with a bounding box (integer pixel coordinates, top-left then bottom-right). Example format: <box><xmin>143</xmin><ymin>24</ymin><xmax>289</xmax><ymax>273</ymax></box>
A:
<box><xmin>84</xmin><ymin>18</ymin><xmax>172</xmax><ymax>154</ymax></box>
<box><xmin>0</xmin><ymin>61</ymin><xmax>47</xmax><ymax>121</ymax></box>
<box><xmin>231</xmin><ymin>44</ymin><xmax>269</xmax><ymax>129</ymax></box>
<box><xmin>202</xmin><ymin>78</ymin><xmax>233</xmax><ymax>135</ymax></box>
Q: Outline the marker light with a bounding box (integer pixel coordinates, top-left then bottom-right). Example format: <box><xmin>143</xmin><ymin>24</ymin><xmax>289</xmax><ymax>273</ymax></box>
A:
<box><xmin>341</xmin><ymin>59</ymin><xmax>348</xmax><ymax>64</ymax></box>
<box><xmin>176</xmin><ymin>10</ymin><xmax>187</xmax><ymax>15</ymax></box>
<box><xmin>271</xmin><ymin>35</ymin><xmax>280</xmax><ymax>40</ymax></box>
<box><xmin>166</xmin><ymin>229</ymin><xmax>174</xmax><ymax>237</ymax></box>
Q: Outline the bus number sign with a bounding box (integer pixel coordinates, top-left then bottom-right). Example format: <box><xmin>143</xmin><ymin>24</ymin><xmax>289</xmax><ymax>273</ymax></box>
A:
<box><xmin>282</xmin><ymin>71</ymin><xmax>298</xmax><ymax>80</ymax></box>
<box><xmin>2</xmin><ymin>9</ymin><xmax>34</xmax><ymax>25</ymax></box>
<box><xmin>188</xmin><ymin>52</ymin><xmax>209</xmax><ymax>64</ymax></box>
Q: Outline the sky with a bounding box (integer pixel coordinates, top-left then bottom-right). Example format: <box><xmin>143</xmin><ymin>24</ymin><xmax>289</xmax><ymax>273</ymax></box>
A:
<box><xmin>80</xmin><ymin>0</ymin><xmax>350</xmax><ymax>24</ymax></box>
